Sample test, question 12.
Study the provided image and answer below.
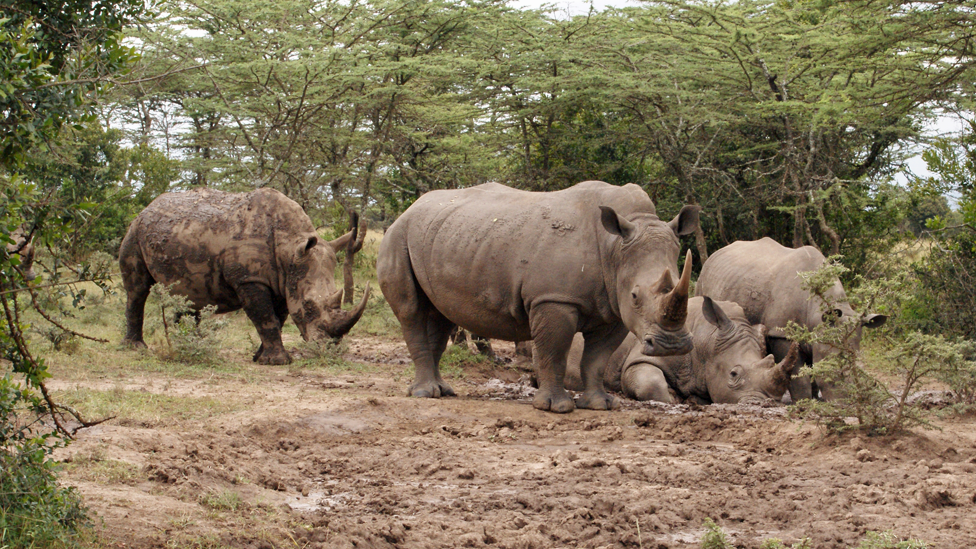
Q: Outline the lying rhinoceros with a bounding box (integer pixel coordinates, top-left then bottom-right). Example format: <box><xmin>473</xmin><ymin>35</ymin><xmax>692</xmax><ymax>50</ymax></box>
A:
<box><xmin>565</xmin><ymin>296</ymin><xmax>798</xmax><ymax>404</ymax></box>
<box><xmin>5</xmin><ymin>224</ymin><xmax>37</xmax><ymax>281</ymax></box>
<box><xmin>377</xmin><ymin>180</ymin><xmax>700</xmax><ymax>413</ymax></box>
<box><xmin>119</xmin><ymin>188</ymin><xmax>369</xmax><ymax>364</ymax></box>
<box><xmin>695</xmin><ymin>238</ymin><xmax>886</xmax><ymax>401</ymax></box>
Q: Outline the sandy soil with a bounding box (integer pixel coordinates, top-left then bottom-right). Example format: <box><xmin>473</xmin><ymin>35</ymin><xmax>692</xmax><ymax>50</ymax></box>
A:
<box><xmin>52</xmin><ymin>336</ymin><xmax>976</xmax><ymax>549</ymax></box>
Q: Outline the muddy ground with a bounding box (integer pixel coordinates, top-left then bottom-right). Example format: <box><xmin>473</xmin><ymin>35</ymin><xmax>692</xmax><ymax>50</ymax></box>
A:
<box><xmin>52</xmin><ymin>332</ymin><xmax>976</xmax><ymax>549</ymax></box>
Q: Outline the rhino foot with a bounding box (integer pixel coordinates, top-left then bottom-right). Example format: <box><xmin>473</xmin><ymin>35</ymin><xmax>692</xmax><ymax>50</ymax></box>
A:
<box><xmin>533</xmin><ymin>390</ymin><xmax>576</xmax><ymax>413</ymax></box>
<box><xmin>577</xmin><ymin>391</ymin><xmax>619</xmax><ymax>411</ymax></box>
<box><xmin>409</xmin><ymin>380</ymin><xmax>456</xmax><ymax>398</ymax></box>
<box><xmin>256</xmin><ymin>349</ymin><xmax>292</xmax><ymax>365</ymax></box>
<box><xmin>123</xmin><ymin>339</ymin><xmax>148</xmax><ymax>351</ymax></box>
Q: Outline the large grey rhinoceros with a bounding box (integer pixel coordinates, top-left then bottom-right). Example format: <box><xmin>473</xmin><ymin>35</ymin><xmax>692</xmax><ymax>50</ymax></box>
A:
<box><xmin>119</xmin><ymin>188</ymin><xmax>370</xmax><ymax>364</ymax></box>
<box><xmin>695</xmin><ymin>238</ymin><xmax>886</xmax><ymax>401</ymax></box>
<box><xmin>377</xmin><ymin>180</ymin><xmax>700</xmax><ymax>413</ymax></box>
<box><xmin>565</xmin><ymin>296</ymin><xmax>799</xmax><ymax>405</ymax></box>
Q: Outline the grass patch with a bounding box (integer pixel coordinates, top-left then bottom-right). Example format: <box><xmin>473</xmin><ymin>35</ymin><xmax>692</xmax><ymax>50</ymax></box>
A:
<box><xmin>199</xmin><ymin>489</ymin><xmax>245</xmax><ymax>512</ymax></box>
<box><xmin>57</xmin><ymin>387</ymin><xmax>244</xmax><ymax>426</ymax></box>
<box><xmin>63</xmin><ymin>449</ymin><xmax>142</xmax><ymax>485</ymax></box>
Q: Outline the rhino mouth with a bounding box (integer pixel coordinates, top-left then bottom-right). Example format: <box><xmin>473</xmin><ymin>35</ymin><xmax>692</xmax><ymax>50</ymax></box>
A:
<box><xmin>641</xmin><ymin>327</ymin><xmax>693</xmax><ymax>357</ymax></box>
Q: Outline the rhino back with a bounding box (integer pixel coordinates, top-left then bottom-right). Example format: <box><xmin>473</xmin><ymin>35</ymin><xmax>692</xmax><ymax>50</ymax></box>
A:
<box><xmin>397</xmin><ymin>182</ymin><xmax>654</xmax><ymax>340</ymax></box>
<box><xmin>127</xmin><ymin>188</ymin><xmax>299</xmax><ymax>310</ymax></box>
<box><xmin>696</xmin><ymin>238</ymin><xmax>824</xmax><ymax>331</ymax></box>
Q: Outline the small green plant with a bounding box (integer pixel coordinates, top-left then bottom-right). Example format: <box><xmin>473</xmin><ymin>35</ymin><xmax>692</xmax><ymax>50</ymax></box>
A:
<box><xmin>854</xmin><ymin>531</ymin><xmax>928</xmax><ymax>549</ymax></box>
<box><xmin>761</xmin><ymin>538</ymin><xmax>813</xmax><ymax>549</ymax></box>
<box><xmin>199</xmin><ymin>489</ymin><xmax>244</xmax><ymax>512</ymax></box>
<box><xmin>700</xmin><ymin>518</ymin><xmax>733</xmax><ymax>549</ymax></box>
<box><xmin>146</xmin><ymin>284</ymin><xmax>224</xmax><ymax>364</ymax></box>
<box><xmin>440</xmin><ymin>343</ymin><xmax>492</xmax><ymax>379</ymax></box>
<box><xmin>293</xmin><ymin>337</ymin><xmax>349</xmax><ymax>369</ymax></box>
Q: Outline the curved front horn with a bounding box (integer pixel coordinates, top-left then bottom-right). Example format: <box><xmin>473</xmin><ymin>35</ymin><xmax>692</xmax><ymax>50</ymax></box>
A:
<box><xmin>327</xmin><ymin>282</ymin><xmax>371</xmax><ymax>338</ymax></box>
<box><xmin>777</xmin><ymin>341</ymin><xmax>800</xmax><ymax>375</ymax></box>
<box><xmin>661</xmin><ymin>250</ymin><xmax>693</xmax><ymax>327</ymax></box>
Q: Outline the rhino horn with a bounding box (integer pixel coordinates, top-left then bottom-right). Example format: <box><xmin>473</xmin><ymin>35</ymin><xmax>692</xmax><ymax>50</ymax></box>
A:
<box><xmin>777</xmin><ymin>341</ymin><xmax>800</xmax><ymax>376</ymax></box>
<box><xmin>328</xmin><ymin>288</ymin><xmax>344</xmax><ymax>309</ymax></box>
<box><xmin>661</xmin><ymin>250</ymin><xmax>692</xmax><ymax>327</ymax></box>
<box><xmin>327</xmin><ymin>281</ymin><xmax>370</xmax><ymax>338</ymax></box>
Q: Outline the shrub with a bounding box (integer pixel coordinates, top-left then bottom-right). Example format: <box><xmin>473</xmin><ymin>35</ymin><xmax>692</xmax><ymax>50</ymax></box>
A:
<box><xmin>146</xmin><ymin>284</ymin><xmax>224</xmax><ymax>364</ymax></box>
<box><xmin>786</xmin><ymin>259</ymin><xmax>976</xmax><ymax>435</ymax></box>
<box><xmin>0</xmin><ymin>377</ymin><xmax>88</xmax><ymax>548</ymax></box>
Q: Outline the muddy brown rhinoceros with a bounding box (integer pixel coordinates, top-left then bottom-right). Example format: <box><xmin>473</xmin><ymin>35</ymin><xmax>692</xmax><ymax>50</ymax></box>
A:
<box><xmin>5</xmin><ymin>225</ymin><xmax>36</xmax><ymax>281</ymax></box>
<box><xmin>119</xmin><ymin>188</ymin><xmax>370</xmax><ymax>364</ymax></box>
<box><xmin>377</xmin><ymin>180</ymin><xmax>700</xmax><ymax>413</ymax></box>
<box><xmin>695</xmin><ymin>238</ymin><xmax>886</xmax><ymax>401</ymax></box>
<box><xmin>566</xmin><ymin>296</ymin><xmax>799</xmax><ymax>404</ymax></box>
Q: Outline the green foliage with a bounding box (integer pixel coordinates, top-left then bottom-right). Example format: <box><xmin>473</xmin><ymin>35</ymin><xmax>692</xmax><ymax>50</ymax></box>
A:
<box><xmin>700</xmin><ymin>518</ymin><xmax>733</xmax><ymax>549</ymax></box>
<box><xmin>0</xmin><ymin>377</ymin><xmax>88</xmax><ymax>548</ymax></box>
<box><xmin>761</xmin><ymin>539</ymin><xmax>813</xmax><ymax>549</ymax></box>
<box><xmin>853</xmin><ymin>531</ymin><xmax>928</xmax><ymax>549</ymax></box>
<box><xmin>786</xmin><ymin>259</ymin><xmax>976</xmax><ymax>435</ymax></box>
<box><xmin>146</xmin><ymin>284</ymin><xmax>224</xmax><ymax>364</ymax></box>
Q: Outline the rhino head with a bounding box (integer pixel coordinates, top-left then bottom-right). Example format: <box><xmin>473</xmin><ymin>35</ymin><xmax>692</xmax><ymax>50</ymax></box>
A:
<box><xmin>281</xmin><ymin>229</ymin><xmax>370</xmax><ymax>341</ymax></box>
<box><xmin>811</xmin><ymin>296</ymin><xmax>887</xmax><ymax>400</ymax></box>
<box><xmin>700</xmin><ymin>297</ymin><xmax>798</xmax><ymax>405</ymax></box>
<box><xmin>600</xmin><ymin>205</ymin><xmax>700</xmax><ymax>357</ymax></box>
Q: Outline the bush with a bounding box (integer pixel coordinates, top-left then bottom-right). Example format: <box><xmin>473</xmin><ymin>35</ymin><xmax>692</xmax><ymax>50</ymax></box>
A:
<box><xmin>0</xmin><ymin>377</ymin><xmax>88</xmax><ymax>548</ymax></box>
<box><xmin>786</xmin><ymin>259</ymin><xmax>976</xmax><ymax>435</ymax></box>
<box><xmin>145</xmin><ymin>284</ymin><xmax>224</xmax><ymax>364</ymax></box>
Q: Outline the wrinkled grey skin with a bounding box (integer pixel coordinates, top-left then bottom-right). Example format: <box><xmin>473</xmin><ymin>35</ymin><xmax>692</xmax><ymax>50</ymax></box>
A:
<box><xmin>695</xmin><ymin>238</ymin><xmax>887</xmax><ymax>401</ymax></box>
<box><xmin>566</xmin><ymin>297</ymin><xmax>798</xmax><ymax>405</ymax></box>
<box><xmin>6</xmin><ymin>225</ymin><xmax>37</xmax><ymax>281</ymax></box>
<box><xmin>119</xmin><ymin>188</ymin><xmax>370</xmax><ymax>365</ymax></box>
<box><xmin>377</xmin><ymin>181</ymin><xmax>700</xmax><ymax>413</ymax></box>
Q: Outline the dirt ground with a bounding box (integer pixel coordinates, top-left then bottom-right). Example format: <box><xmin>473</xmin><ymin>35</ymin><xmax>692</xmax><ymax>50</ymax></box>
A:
<box><xmin>52</xmin><ymin>333</ymin><xmax>976</xmax><ymax>549</ymax></box>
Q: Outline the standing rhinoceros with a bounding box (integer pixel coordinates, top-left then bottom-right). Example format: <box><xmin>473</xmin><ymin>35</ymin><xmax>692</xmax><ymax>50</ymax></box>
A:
<box><xmin>695</xmin><ymin>238</ymin><xmax>886</xmax><ymax>401</ymax></box>
<box><xmin>119</xmin><ymin>188</ymin><xmax>370</xmax><ymax>364</ymax></box>
<box><xmin>565</xmin><ymin>297</ymin><xmax>799</xmax><ymax>405</ymax></box>
<box><xmin>377</xmin><ymin>180</ymin><xmax>700</xmax><ymax>413</ymax></box>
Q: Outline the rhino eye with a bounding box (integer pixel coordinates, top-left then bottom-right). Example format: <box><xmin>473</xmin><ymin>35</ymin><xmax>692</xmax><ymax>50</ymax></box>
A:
<box><xmin>729</xmin><ymin>367</ymin><xmax>743</xmax><ymax>387</ymax></box>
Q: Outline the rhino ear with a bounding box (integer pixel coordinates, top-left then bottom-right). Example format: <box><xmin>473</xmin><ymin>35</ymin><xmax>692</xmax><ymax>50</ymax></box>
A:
<box><xmin>302</xmin><ymin>236</ymin><xmax>318</xmax><ymax>255</ymax></box>
<box><xmin>600</xmin><ymin>206</ymin><xmax>636</xmax><ymax>240</ymax></box>
<box><xmin>822</xmin><ymin>308</ymin><xmax>843</xmax><ymax>324</ymax></box>
<box><xmin>863</xmin><ymin>313</ymin><xmax>887</xmax><ymax>329</ymax></box>
<box><xmin>701</xmin><ymin>296</ymin><xmax>732</xmax><ymax>331</ymax></box>
<box><xmin>668</xmin><ymin>205</ymin><xmax>701</xmax><ymax>237</ymax></box>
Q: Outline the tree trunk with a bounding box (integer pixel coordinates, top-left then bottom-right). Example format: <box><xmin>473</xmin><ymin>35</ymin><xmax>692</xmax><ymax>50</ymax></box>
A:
<box><xmin>342</xmin><ymin>210</ymin><xmax>366</xmax><ymax>306</ymax></box>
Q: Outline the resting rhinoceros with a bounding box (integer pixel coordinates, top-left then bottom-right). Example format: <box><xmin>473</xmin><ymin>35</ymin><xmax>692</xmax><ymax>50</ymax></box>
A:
<box><xmin>377</xmin><ymin>180</ymin><xmax>700</xmax><ymax>413</ymax></box>
<box><xmin>565</xmin><ymin>296</ymin><xmax>799</xmax><ymax>404</ymax></box>
<box><xmin>119</xmin><ymin>188</ymin><xmax>370</xmax><ymax>364</ymax></box>
<box><xmin>695</xmin><ymin>238</ymin><xmax>886</xmax><ymax>401</ymax></box>
<box><xmin>5</xmin><ymin>225</ymin><xmax>36</xmax><ymax>281</ymax></box>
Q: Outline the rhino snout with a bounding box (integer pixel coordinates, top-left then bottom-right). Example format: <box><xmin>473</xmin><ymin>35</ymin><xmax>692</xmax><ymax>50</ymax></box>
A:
<box><xmin>642</xmin><ymin>327</ymin><xmax>693</xmax><ymax>357</ymax></box>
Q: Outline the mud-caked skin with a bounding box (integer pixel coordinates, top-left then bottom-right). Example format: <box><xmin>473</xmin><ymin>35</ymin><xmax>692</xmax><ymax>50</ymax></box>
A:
<box><xmin>695</xmin><ymin>238</ymin><xmax>887</xmax><ymax>401</ymax></box>
<box><xmin>119</xmin><ymin>188</ymin><xmax>369</xmax><ymax>365</ymax></box>
<box><xmin>5</xmin><ymin>225</ymin><xmax>37</xmax><ymax>281</ymax></box>
<box><xmin>566</xmin><ymin>297</ymin><xmax>799</xmax><ymax>405</ymax></box>
<box><xmin>377</xmin><ymin>180</ymin><xmax>700</xmax><ymax>413</ymax></box>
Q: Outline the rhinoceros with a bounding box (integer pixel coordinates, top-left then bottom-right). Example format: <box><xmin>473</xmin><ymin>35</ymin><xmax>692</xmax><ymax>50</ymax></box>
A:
<box><xmin>5</xmin><ymin>225</ymin><xmax>37</xmax><ymax>281</ymax></box>
<box><xmin>377</xmin><ymin>180</ymin><xmax>700</xmax><ymax>413</ymax></box>
<box><xmin>565</xmin><ymin>296</ymin><xmax>799</xmax><ymax>404</ymax></box>
<box><xmin>695</xmin><ymin>238</ymin><xmax>886</xmax><ymax>401</ymax></box>
<box><xmin>119</xmin><ymin>188</ymin><xmax>370</xmax><ymax>364</ymax></box>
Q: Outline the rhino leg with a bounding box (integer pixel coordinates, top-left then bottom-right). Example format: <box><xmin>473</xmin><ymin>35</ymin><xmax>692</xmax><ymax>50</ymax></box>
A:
<box><xmin>238</xmin><ymin>283</ymin><xmax>291</xmax><ymax>365</ymax></box>
<box><xmin>120</xmin><ymin>245</ymin><xmax>153</xmax><ymax>351</ymax></box>
<box><xmin>403</xmin><ymin>306</ymin><xmax>457</xmax><ymax>398</ymax></box>
<box><xmin>576</xmin><ymin>325</ymin><xmax>627</xmax><ymax>410</ymax></box>
<box><xmin>529</xmin><ymin>303</ymin><xmax>578</xmax><ymax>413</ymax></box>
<box><xmin>621</xmin><ymin>363</ymin><xmax>673</xmax><ymax>403</ymax></box>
